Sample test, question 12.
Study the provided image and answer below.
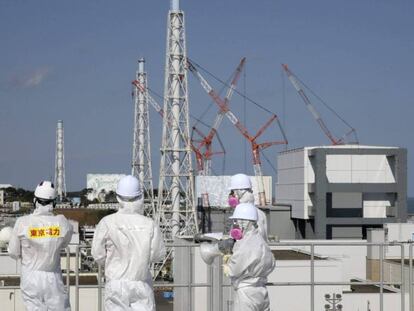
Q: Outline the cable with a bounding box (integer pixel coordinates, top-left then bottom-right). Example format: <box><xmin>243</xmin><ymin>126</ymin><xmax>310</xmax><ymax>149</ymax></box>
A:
<box><xmin>147</xmin><ymin>86</ymin><xmax>211</xmax><ymax>129</ymax></box>
<box><xmin>188</xmin><ymin>58</ymin><xmax>276</xmax><ymax>116</ymax></box>
<box><xmin>291</xmin><ymin>72</ymin><xmax>355</xmax><ymax>130</ymax></box>
<box><xmin>260</xmin><ymin>149</ymin><xmax>278</xmax><ymax>175</ymax></box>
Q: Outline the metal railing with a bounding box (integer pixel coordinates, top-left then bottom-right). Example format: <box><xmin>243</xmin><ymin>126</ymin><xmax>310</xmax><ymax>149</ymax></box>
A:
<box><xmin>1</xmin><ymin>241</ymin><xmax>414</xmax><ymax>311</ymax></box>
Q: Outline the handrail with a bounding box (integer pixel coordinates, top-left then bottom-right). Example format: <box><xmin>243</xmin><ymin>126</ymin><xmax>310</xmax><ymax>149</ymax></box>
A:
<box><xmin>0</xmin><ymin>241</ymin><xmax>412</xmax><ymax>311</ymax></box>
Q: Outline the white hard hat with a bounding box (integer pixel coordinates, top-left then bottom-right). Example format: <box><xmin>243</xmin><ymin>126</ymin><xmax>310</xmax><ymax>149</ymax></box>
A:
<box><xmin>116</xmin><ymin>175</ymin><xmax>142</xmax><ymax>199</ymax></box>
<box><xmin>229</xmin><ymin>202</ymin><xmax>258</xmax><ymax>221</ymax></box>
<box><xmin>34</xmin><ymin>181</ymin><xmax>57</xmax><ymax>200</ymax></box>
<box><xmin>228</xmin><ymin>173</ymin><xmax>252</xmax><ymax>190</ymax></box>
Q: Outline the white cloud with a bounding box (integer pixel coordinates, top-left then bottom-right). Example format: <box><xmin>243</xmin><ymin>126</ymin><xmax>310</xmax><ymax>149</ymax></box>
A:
<box><xmin>8</xmin><ymin>67</ymin><xmax>52</xmax><ymax>89</ymax></box>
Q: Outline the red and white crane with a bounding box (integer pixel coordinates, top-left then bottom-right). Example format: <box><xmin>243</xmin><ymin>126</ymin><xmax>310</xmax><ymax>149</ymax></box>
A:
<box><xmin>187</xmin><ymin>59</ymin><xmax>288</xmax><ymax>206</ymax></box>
<box><xmin>192</xmin><ymin>57</ymin><xmax>246</xmax><ymax>177</ymax></box>
<box><xmin>282</xmin><ymin>64</ymin><xmax>358</xmax><ymax>145</ymax></box>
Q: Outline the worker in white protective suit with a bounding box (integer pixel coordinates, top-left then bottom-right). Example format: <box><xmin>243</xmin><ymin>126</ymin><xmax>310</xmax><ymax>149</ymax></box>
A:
<box><xmin>8</xmin><ymin>181</ymin><xmax>73</xmax><ymax>311</ymax></box>
<box><xmin>228</xmin><ymin>173</ymin><xmax>269</xmax><ymax>241</ymax></box>
<box><xmin>224</xmin><ymin>202</ymin><xmax>275</xmax><ymax>311</ymax></box>
<box><xmin>92</xmin><ymin>175</ymin><xmax>166</xmax><ymax>311</ymax></box>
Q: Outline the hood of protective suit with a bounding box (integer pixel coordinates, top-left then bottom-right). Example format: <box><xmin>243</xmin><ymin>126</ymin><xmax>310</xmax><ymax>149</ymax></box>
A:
<box><xmin>238</xmin><ymin>191</ymin><xmax>255</xmax><ymax>204</ymax></box>
<box><xmin>33</xmin><ymin>203</ymin><xmax>53</xmax><ymax>215</ymax></box>
<box><xmin>117</xmin><ymin>197</ymin><xmax>144</xmax><ymax>215</ymax></box>
<box><xmin>227</xmin><ymin>227</ymin><xmax>275</xmax><ymax>289</ymax></box>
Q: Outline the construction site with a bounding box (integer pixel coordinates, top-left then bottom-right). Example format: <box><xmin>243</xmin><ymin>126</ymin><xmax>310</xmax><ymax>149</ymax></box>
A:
<box><xmin>0</xmin><ymin>0</ymin><xmax>412</xmax><ymax>310</ymax></box>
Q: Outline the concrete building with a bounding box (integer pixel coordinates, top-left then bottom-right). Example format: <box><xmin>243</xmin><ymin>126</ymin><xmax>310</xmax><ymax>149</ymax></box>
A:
<box><xmin>86</xmin><ymin>174</ymin><xmax>125</xmax><ymax>201</ymax></box>
<box><xmin>195</xmin><ymin>175</ymin><xmax>273</xmax><ymax>207</ymax></box>
<box><xmin>276</xmin><ymin>145</ymin><xmax>407</xmax><ymax>239</ymax></box>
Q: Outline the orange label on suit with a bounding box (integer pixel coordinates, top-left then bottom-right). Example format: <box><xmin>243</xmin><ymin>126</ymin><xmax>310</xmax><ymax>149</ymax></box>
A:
<box><xmin>28</xmin><ymin>226</ymin><xmax>61</xmax><ymax>238</ymax></box>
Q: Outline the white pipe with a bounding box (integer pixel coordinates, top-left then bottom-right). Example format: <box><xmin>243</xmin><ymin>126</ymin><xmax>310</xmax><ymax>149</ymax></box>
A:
<box><xmin>138</xmin><ymin>58</ymin><xmax>145</xmax><ymax>74</ymax></box>
<box><xmin>171</xmin><ymin>0</ymin><xmax>179</xmax><ymax>11</ymax></box>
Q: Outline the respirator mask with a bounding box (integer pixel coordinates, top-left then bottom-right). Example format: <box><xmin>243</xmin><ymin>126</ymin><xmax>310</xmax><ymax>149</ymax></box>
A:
<box><xmin>228</xmin><ymin>190</ymin><xmax>250</xmax><ymax>208</ymax></box>
<box><xmin>229</xmin><ymin>219</ymin><xmax>252</xmax><ymax>240</ymax></box>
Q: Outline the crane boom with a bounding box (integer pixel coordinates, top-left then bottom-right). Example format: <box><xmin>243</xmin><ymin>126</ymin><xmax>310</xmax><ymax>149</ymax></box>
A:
<box><xmin>187</xmin><ymin>58</ymin><xmax>288</xmax><ymax>206</ymax></box>
<box><xmin>199</xmin><ymin>57</ymin><xmax>246</xmax><ymax>176</ymax></box>
<box><xmin>282</xmin><ymin>64</ymin><xmax>340</xmax><ymax>145</ymax></box>
<box><xmin>132</xmin><ymin>80</ymin><xmax>164</xmax><ymax>118</ymax></box>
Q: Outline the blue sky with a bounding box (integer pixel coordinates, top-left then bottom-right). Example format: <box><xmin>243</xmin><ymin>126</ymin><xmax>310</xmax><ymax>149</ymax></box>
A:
<box><xmin>0</xmin><ymin>0</ymin><xmax>413</xmax><ymax>194</ymax></box>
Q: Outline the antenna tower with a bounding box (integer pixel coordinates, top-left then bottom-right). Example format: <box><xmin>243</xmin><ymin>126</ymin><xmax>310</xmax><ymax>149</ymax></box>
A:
<box><xmin>54</xmin><ymin>120</ymin><xmax>66</xmax><ymax>201</ymax></box>
<box><xmin>132</xmin><ymin>58</ymin><xmax>155</xmax><ymax>217</ymax></box>
<box><xmin>158</xmin><ymin>0</ymin><xmax>198</xmax><ymax>241</ymax></box>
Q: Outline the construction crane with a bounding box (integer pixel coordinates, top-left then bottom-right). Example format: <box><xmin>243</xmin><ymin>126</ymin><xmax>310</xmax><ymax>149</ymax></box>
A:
<box><xmin>192</xmin><ymin>57</ymin><xmax>246</xmax><ymax>177</ymax></box>
<box><xmin>132</xmin><ymin>79</ymin><xmax>228</xmax><ymax>208</ymax></box>
<box><xmin>282</xmin><ymin>64</ymin><xmax>358</xmax><ymax>145</ymax></box>
<box><xmin>187</xmin><ymin>59</ymin><xmax>288</xmax><ymax>206</ymax></box>
<box><xmin>191</xmin><ymin>57</ymin><xmax>245</xmax><ymax>207</ymax></box>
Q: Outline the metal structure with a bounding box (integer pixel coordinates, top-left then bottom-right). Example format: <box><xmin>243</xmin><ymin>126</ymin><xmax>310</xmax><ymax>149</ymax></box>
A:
<box><xmin>132</xmin><ymin>77</ymin><xmax>219</xmax><ymax>211</ymax></box>
<box><xmin>282</xmin><ymin>64</ymin><xmax>358</xmax><ymax>145</ymax></box>
<box><xmin>158</xmin><ymin>0</ymin><xmax>198</xmax><ymax>239</ymax></box>
<box><xmin>192</xmin><ymin>57</ymin><xmax>246</xmax><ymax>177</ymax></box>
<box><xmin>191</xmin><ymin>57</ymin><xmax>246</xmax><ymax>207</ymax></box>
<box><xmin>0</xmin><ymin>241</ymin><xmax>410</xmax><ymax>311</ymax></box>
<box><xmin>187</xmin><ymin>59</ymin><xmax>288</xmax><ymax>206</ymax></box>
<box><xmin>131</xmin><ymin>58</ymin><xmax>155</xmax><ymax>217</ymax></box>
<box><xmin>54</xmin><ymin>120</ymin><xmax>66</xmax><ymax>202</ymax></box>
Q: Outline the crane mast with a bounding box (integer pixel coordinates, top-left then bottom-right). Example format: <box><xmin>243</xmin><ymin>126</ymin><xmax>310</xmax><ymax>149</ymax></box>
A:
<box><xmin>187</xmin><ymin>59</ymin><xmax>288</xmax><ymax>206</ymax></box>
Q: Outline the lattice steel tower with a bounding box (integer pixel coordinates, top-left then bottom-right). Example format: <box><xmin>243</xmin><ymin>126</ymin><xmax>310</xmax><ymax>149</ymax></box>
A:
<box><xmin>54</xmin><ymin>120</ymin><xmax>66</xmax><ymax>202</ymax></box>
<box><xmin>157</xmin><ymin>0</ymin><xmax>198</xmax><ymax>240</ymax></box>
<box><xmin>131</xmin><ymin>58</ymin><xmax>155</xmax><ymax>217</ymax></box>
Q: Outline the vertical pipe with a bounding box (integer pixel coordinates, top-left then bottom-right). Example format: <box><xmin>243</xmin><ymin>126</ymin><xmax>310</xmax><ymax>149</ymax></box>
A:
<box><xmin>171</xmin><ymin>5</ymin><xmax>181</xmax><ymax>238</ymax></box>
<box><xmin>188</xmin><ymin>245</ymin><xmax>192</xmax><ymax>310</ymax></box>
<box><xmin>209</xmin><ymin>263</ymin><xmax>213</xmax><ymax>311</ymax></box>
<box><xmin>75</xmin><ymin>246</ymin><xmax>79</xmax><ymax>311</ymax></box>
<box><xmin>98</xmin><ymin>264</ymin><xmax>103</xmax><ymax>311</ymax></box>
<box><xmin>380</xmin><ymin>244</ymin><xmax>384</xmax><ymax>311</ymax></box>
<box><xmin>66</xmin><ymin>247</ymin><xmax>70</xmax><ymax>290</ymax></box>
<box><xmin>137</xmin><ymin>58</ymin><xmax>146</xmax><ymax>188</ymax></box>
<box><xmin>310</xmin><ymin>244</ymin><xmax>314</xmax><ymax>311</ymax></box>
<box><xmin>171</xmin><ymin>0</ymin><xmax>179</xmax><ymax>11</ymax></box>
<box><xmin>401</xmin><ymin>244</ymin><xmax>405</xmax><ymax>311</ymax></box>
<box><xmin>409</xmin><ymin>243</ymin><xmax>413</xmax><ymax>311</ymax></box>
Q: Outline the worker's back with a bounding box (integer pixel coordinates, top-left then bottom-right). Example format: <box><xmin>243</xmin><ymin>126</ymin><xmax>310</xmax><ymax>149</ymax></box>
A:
<box><xmin>92</xmin><ymin>212</ymin><xmax>166</xmax><ymax>281</ymax></box>
<box><xmin>9</xmin><ymin>211</ymin><xmax>73</xmax><ymax>272</ymax></box>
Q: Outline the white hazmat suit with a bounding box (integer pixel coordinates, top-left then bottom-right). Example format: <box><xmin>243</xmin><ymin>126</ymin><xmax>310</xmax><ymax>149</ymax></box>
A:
<box><xmin>8</xmin><ymin>204</ymin><xmax>73</xmax><ymax>310</ymax></box>
<box><xmin>239</xmin><ymin>191</ymin><xmax>268</xmax><ymax>242</ymax></box>
<box><xmin>92</xmin><ymin>198</ymin><xmax>166</xmax><ymax>311</ymax></box>
<box><xmin>226</xmin><ymin>224</ymin><xmax>275</xmax><ymax>311</ymax></box>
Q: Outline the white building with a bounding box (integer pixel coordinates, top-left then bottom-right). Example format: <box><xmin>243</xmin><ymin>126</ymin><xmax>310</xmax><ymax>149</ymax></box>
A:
<box><xmin>195</xmin><ymin>175</ymin><xmax>272</xmax><ymax>207</ymax></box>
<box><xmin>86</xmin><ymin>174</ymin><xmax>125</xmax><ymax>201</ymax></box>
<box><xmin>275</xmin><ymin>145</ymin><xmax>407</xmax><ymax>239</ymax></box>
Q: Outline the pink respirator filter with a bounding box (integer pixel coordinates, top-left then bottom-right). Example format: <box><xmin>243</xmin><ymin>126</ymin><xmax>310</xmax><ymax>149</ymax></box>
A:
<box><xmin>230</xmin><ymin>228</ymin><xmax>243</xmax><ymax>240</ymax></box>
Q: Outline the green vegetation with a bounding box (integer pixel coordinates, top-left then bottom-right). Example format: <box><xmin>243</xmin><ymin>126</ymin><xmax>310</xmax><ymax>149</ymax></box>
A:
<box><xmin>3</xmin><ymin>187</ymin><xmax>34</xmax><ymax>203</ymax></box>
